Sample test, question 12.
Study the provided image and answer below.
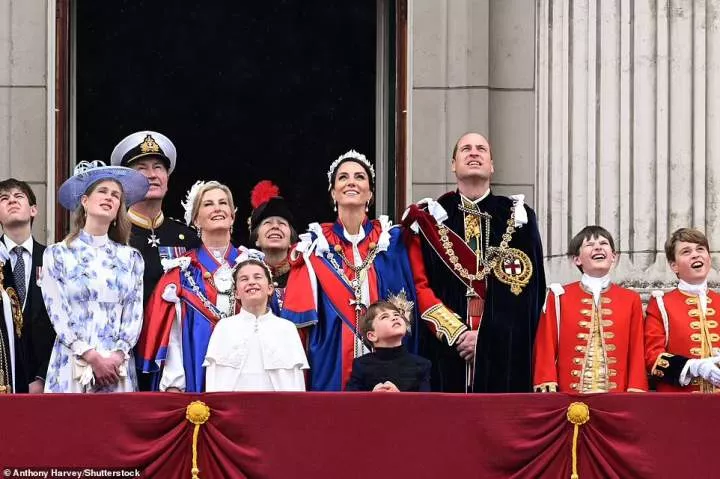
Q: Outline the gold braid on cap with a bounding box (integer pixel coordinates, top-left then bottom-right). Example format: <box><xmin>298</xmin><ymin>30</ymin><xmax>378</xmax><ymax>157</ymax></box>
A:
<box><xmin>326</xmin><ymin>150</ymin><xmax>376</xmax><ymax>190</ymax></box>
<box><xmin>139</xmin><ymin>134</ymin><xmax>161</xmax><ymax>153</ymax></box>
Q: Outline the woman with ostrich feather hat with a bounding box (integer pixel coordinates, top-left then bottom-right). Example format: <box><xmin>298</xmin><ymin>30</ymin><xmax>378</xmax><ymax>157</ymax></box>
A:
<box><xmin>248</xmin><ymin>180</ymin><xmax>298</xmax><ymax>311</ymax></box>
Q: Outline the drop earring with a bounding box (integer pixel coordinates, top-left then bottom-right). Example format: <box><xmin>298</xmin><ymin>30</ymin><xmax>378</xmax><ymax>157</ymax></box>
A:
<box><xmin>333</xmin><ymin>200</ymin><xmax>337</xmax><ymax>212</ymax></box>
<box><xmin>365</xmin><ymin>201</ymin><xmax>369</xmax><ymax>213</ymax></box>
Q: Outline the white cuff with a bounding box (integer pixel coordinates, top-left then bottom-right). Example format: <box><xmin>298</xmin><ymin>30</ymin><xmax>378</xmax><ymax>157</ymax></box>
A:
<box><xmin>71</xmin><ymin>340</ymin><xmax>94</xmax><ymax>358</ymax></box>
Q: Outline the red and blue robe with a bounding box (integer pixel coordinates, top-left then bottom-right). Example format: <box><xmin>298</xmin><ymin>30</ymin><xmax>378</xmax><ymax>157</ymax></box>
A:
<box><xmin>282</xmin><ymin>219</ymin><xmax>424</xmax><ymax>391</ymax></box>
<box><xmin>136</xmin><ymin>245</ymin><xmax>239</xmax><ymax>392</ymax></box>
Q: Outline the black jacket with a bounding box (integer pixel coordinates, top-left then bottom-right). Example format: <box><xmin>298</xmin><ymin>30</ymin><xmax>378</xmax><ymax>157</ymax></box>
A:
<box><xmin>1</xmin><ymin>236</ymin><xmax>56</xmax><ymax>392</ymax></box>
<box><xmin>346</xmin><ymin>345</ymin><xmax>431</xmax><ymax>392</ymax></box>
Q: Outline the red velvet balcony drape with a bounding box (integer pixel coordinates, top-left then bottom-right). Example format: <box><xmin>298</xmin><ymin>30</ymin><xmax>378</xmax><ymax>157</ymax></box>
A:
<box><xmin>0</xmin><ymin>393</ymin><xmax>713</xmax><ymax>478</ymax></box>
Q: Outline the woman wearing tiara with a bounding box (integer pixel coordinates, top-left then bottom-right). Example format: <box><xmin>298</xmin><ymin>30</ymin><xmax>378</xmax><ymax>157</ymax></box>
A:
<box><xmin>41</xmin><ymin>160</ymin><xmax>148</xmax><ymax>393</ymax></box>
<box><xmin>282</xmin><ymin>150</ymin><xmax>452</xmax><ymax>391</ymax></box>
<box><xmin>137</xmin><ymin>180</ymin><xmax>247</xmax><ymax>392</ymax></box>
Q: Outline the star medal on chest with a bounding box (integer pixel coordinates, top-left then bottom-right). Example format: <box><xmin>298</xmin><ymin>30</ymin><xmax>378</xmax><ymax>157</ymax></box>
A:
<box><xmin>148</xmin><ymin>231</ymin><xmax>161</xmax><ymax>248</ymax></box>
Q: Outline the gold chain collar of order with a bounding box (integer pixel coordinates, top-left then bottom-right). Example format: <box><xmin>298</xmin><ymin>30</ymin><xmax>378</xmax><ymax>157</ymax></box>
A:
<box><xmin>325</xmin><ymin>242</ymin><xmax>380</xmax><ymax>358</ymax></box>
<box><xmin>438</xmin><ymin>209</ymin><xmax>517</xmax><ymax>283</ymax></box>
<box><xmin>325</xmin><ymin>243</ymin><xmax>380</xmax><ymax>285</ymax></box>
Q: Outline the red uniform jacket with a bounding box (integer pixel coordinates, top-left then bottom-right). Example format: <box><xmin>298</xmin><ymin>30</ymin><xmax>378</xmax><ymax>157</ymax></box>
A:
<box><xmin>533</xmin><ymin>282</ymin><xmax>647</xmax><ymax>393</ymax></box>
<box><xmin>645</xmin><ymin>288</ymin><xmax>720</xmax><ymax>393</ymax></box>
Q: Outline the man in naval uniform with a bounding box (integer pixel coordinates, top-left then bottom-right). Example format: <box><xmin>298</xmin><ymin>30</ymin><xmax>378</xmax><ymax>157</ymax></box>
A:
<box><xmin>403</xmin><ymin>132</ymin><xmax>546</xmax><ymax>392</ymax></box>
<box><xmin>110</xmin><ymin>131</ymin><xmax>199</xmax><ymax>389</ymax></box>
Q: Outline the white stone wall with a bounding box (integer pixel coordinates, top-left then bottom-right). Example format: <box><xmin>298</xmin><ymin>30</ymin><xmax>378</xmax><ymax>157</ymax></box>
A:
<box><xmin>0</xmin><ymin>0</ymin><xmax>49</xmax><ymax>242</ymax></box>
<box><xmin>536</xmin><ymin>0</ymin><xmax>720</xmax><ymax>289</ymax></box>
<box><xmin>2</xmin><ymin>0</ymin><xmax>718</xmax><ymax>292</ymax></box>
<box><xmin>408</xmin><ymin>0</ymin><xmax>537</xmax><ymax>205</ymax></box>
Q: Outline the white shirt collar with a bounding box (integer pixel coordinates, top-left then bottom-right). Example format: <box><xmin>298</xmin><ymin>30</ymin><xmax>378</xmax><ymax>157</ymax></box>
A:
<box><xmin>3</xmin><ymin>235</ymin><xmax>33</xmax><ymax>255</ymax></box>
<box><xmin>678</xmin><ymin>279</ymin><xmax>708</xmax><ymax>296</ymax></box>
<box><xmin>343</xmin><ymin>226</ymin><xmax>366</xmax><ymax>246</ymax></box>
<box><xmin>581</xmin><ymin>273</ymin><xmax>611</xmax><ymax>305</ymax></box>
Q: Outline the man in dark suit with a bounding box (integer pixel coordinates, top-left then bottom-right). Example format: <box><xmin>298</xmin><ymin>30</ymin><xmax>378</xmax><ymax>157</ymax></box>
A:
<box><xmin>0</xmin><ymin>178</ymin><xmax>55</xmax><ymax>393</ymax></box>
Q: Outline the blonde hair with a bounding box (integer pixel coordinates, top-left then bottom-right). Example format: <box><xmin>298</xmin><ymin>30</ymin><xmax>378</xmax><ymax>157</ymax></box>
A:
<box><xmin>190</xmin><ymin>181</ymin><xmax>236</xmax><ymax>226</ymax></box>
<box><xmin>65</xmin><ymin>179</ymin><xmax>131</xmax><ymax>245</ymax></box>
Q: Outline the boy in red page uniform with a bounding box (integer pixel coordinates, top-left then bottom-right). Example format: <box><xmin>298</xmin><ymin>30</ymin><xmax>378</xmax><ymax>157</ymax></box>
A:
<box><xmin>534</xmin><ymin>226</ymin><xmax>647</xmax><ymax>393</ymax></box>
<box><xmin>645</xmin><ymin>228</ymin><xmax>720</xmax><ymax>392</ymax></box>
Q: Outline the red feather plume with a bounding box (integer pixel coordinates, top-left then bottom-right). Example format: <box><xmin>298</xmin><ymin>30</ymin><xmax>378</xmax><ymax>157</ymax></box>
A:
<box><xmin>250</xmin><ymin>180</ymin><xmax>280</xmax><ymax>208</ymax></box>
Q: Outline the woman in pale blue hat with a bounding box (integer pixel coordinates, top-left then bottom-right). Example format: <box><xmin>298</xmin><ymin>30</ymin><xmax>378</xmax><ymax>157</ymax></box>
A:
<box><xmin>41</xmin><ymin>160</ymin><xmax>149</xmax><ymax>393</ymax></box>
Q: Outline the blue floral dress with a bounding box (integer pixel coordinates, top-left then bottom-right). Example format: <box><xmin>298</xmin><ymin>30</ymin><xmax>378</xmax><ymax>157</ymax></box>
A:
<box><xmin>41</xmin><ymin>231</ymin><xmax>144</xmax><ymax>393</ymax></box>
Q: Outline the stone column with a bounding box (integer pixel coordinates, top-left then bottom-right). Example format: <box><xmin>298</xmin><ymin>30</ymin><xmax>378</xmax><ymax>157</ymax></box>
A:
<box><xmin>409</xmin><ymin>0</ymin><xmax>537</xmax><ymax>205</ymax></box>
<box><xmin>536</xmin><ymin>0</ymin><xmax>720</xmax><ymax>289</ymax></box>
<box><xmin>0</xmin><ymin>0</ymin><xmax>50</xmax><ymax>241</ymax></box>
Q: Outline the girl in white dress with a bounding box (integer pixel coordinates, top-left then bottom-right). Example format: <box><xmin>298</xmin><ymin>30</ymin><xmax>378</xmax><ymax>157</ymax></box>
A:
<box><xmin>204</xmin><ymin>255</ymin><xmax>308</xmax><ymax>391</ymax></box>
<box><xmin>42</xmin><ymin>161</ymin><xmax>148</xmax><ymax>393</ymax></box>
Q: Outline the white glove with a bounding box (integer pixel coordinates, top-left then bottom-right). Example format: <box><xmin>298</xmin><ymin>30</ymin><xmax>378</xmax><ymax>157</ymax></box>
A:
<box><xmin>684</xmin><ymin>355</ymin><xmax>720</xmax><ymax>386</ymax></box>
